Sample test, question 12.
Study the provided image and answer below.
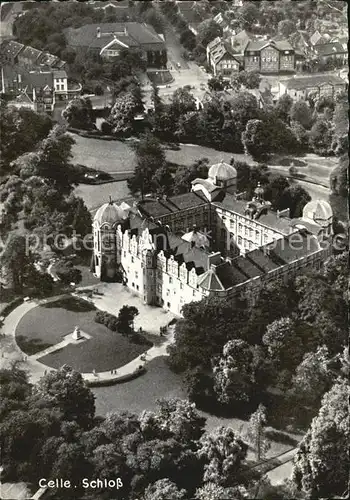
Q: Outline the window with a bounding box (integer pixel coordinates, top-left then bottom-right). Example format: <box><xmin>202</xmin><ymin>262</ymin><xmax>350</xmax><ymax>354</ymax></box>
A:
<box><xmin>135</xmin><ymin>272</ymin><xmax>138</xmax><ymax>279</ymax></box>
<box><xmin>131</xmin><ymin>256</ymin><xmax>134</xmax><ymax>263</ymax></box>
<box><xmin>136</xmin><ymin>285</ymin><xmax>139</xmax><ymax>291</ymax></box>
<box><xmin>230</xmin><ymin>219</ymin><xmax>234</xmax><ymax>229</ymax></box>
<box><xmin>193</xmin><ymin>290</ymin><xmax>196</xmax><ymax>296</ymax></box>
<box><xmin>245</xmin><ymin>227</ymin><xmax>248</xmax><ymax>236</ymax></box>
<box><xmin>157</xmin><ymin>284</ymin><xmax>161</xmax><ymax>293</ymax></box>
<box><xmin>167</xmin><ymin>302</ymin><xmax>170</xmax><ymax>308</ymax></box>
<box><xmin>166</xmin><ymin>289</ymin><xmax>170</xmax><ymax>296</ymax></box>
<box><xmin>238</xmin><ymin>236</ymin><xmax>242</xmax><ymax>244</ymax></box>
<box><xmin>255</xmin><ymin>230</ymin><xmax>259</xmax><ymax>238</ymax></box>
<box><xmin>238</xmin><ymin>223</ymin><xmax>242</xmax><ymax>232</ymax></box>
<box><xmin>60</xmin><ymin>84</ymin><xmax>64</xmax><ymax>91</ymax></box>
<box><xmin>132</xmin><ymin>282</ymin><xmax>134</xmax><ymax>288</ymax></box>
<box><xmin>169</xmin><ymin>276</ymin><xmax>173</xmax><ymax>284</ymax></box>
<box><xmin>180</xmin><ymin>283</ymin><xmax>183</xmax><ymax>290</ymax></box>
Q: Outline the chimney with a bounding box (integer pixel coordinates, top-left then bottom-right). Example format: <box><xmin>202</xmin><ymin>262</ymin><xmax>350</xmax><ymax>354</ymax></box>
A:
<box><xmin>96</xmin><ymin>27</ymin><xmax>101</xmax><ymax>38</ymax></box>
<box><xmin>277</xmin><ymin>208</ymin><xmax>290</xmax><ymax>218</ymax></box>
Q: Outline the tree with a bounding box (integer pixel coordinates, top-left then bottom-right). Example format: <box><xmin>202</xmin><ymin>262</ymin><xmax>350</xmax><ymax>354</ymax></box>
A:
<box><xmin>168</xmin><ymin>295</ymin><xmax>248</xmax><ymax>373</ymax></box>
<box><xmin>279</xmin><ymin>184</ymin><xmax>311</xmax><ymax>218</ymax></box>
<box><xmin>208</xmin><ymin>75</ymin><xmax>226</xmax><ymax>92</ymax></box>
<box><xmin>63</xmin><ymin>97</ymin><xmax>95</xmax><ymax>130</ymax></box>
<box><xmin>0</xmin><ymin>105</ymin><xmax>52</xmax><ymax>174</ymax></box>
<box><xmin>242</xmin><ymin>119</ymin><xmax>270</xmax><ymax>160</ymax></box>
<box><xmin>262</xmin><ymin>317</ymin><xmax>303</xmax><ymax>373</ymax></box>
<box><xmin>309</xmin><ymin>119</ymin><xmax>333</xmax><ymax>155</ymax></box>
<box><xmin>143</xmin><ymin>479</ymin><xmax>187</xmax><ymax>500</ymax></box>
<box><xmin>108</xmin><ymin>90</ymin><xmax>143</xmax><ymax>136</ymax></box>
<box><xmin>173</xmin><ymin>158</ymin><xmax>209</xmax><ymax>195</ymax></box>
<box><xmin>140</xmin><ymin>398</ymin><xmax>205</xmax><ymax>444</ymax></box>
<box><xmin>196</xmin><ymin>19</ymin><xmax>222</xmax><ymax>48</ymax></box>
<box><xmin>128</xmin><ymin>133</ymin><xmax>166</xmax><ymax>197</ymax></box>
<box><xmin>230</xmin><ymin>92</ymin><xmax>259</xmax><ymax>135</ymax></box>
<box><xmin>0</xmin><ymin>368</ymin><xmax>31</xmax><ymax>420</ymax></box>
<box><xmin>277</xmin><ymin>19</ymin><xmax>295</xmax><ymax>37</ymax></box>
<box><xmin>195</xmin><ymin>482</ymin><xmax>248</xmax><ymax>500</ymax></box>
<box><xmin>180</xmin><ymin>29</ymin><xmax>196</xmax><ymax>51</ymax></box>
<box><xmin>290</xmin><ymin>346</ymin><xmax>335</xmax><ymax>405</ymax></box>
<box><xmin>332</xmin><ymin>92</ymin><xmax>349</xmax><ymax>156</ymax></box>
<box><xmin>275</xmin><ymin>94</ymin><xmax>293</xmax><ymax>122</ymax></box>
<box><xmin>293</xmin><ymin>381</ymin><xmax>349</xmax><ymax>498</ymax></box>
<box><xmin>244</xmin><ymin>404</ymin><xmax>270</xmax><ymax>461</ymax></box>
<box><xmin>231</xmin><ymin>71</ymin><xmax>261</xmax><ymax>91</ymax></box>
<box><xmin>289</xmin><ymin>101</ymin><xmax>314</xmax><ymax>129</ymax></box>
<box><xmin>0</xmin><ymin>235</ymin><xmax>35</xmax><ymax>293</ymax></box>
<box><xmin>170</xmin><ymin>88</ymin><xmax>196</xmax><ymax>119</ymax></box>
<box><xmin>237</xmin><ymin>2</ymin><xmax>260</xmax><ymax>30</ymax></box>
<box><xmin>330</xmin><ymin>154</ymin><xmax>348</xmax><ymax>196</ymax></box>
<box><xmin>213</xmin><ymin>339</ymin><xmax>257</xmax><ymax>405</ymax></box>
<box><xmin>117</xmin><ymin>305</ymin><xmax>139</xmax><ymax>334</ymax></box>
<box><xmin>31</xmin><ymin>365</ymin><xmax>95</xmax><ymax>429</ymax></box>
<box><xmin>198</xmin><ymin>426</ymin><xmax>248</xmax><ymax>487</ymax></box>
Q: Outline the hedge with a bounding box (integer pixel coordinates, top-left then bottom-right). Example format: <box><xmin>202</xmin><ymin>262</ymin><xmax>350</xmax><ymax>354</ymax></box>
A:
<box><xmin>0</xmin><ymin>297</ymin><xmax>24</xmax><ymax>318</ymax></box>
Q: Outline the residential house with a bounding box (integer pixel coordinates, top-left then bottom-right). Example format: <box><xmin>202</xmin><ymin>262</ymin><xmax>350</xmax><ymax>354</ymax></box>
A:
<box><xmin>53</xmin><ymin>70</ymin><xmax>68</xmax><ymax>99</ymax></box>
<box><xmin>311</xmin><ymin>41</ymin><xmax>348</xmax><ymax>64</ymax></box>
<box><xmin>6</xmin><ymin>88</ymin><xmax>54</xmax><ymax>113</ymax></box>
<box><xmin>279</xmin><ymin>74</ymin><xmax>347</xmax><ymax>101</ymax></box>
<box><xmin>244</xmin><ymin>39</ymin><xmax>295</xmax><ymax>74</ymax></box>
<box><xmin>0</xmin><ymin>40</ymin><xmax>24</xmax><ymax>65</ymax></box>
<box><xmin>207</xmin><ymin>38</ymin><xmax>241</xmax><ymax>77</ymax></box>
<box><xmin>229</xmin><ymin>29</ymin><xmax>252</xmax><ymax>55</ymax></box>
<box><xmin>64</xmin><ymin>22</ymin><xmax>167</xmax><ymax>67</ymax></box>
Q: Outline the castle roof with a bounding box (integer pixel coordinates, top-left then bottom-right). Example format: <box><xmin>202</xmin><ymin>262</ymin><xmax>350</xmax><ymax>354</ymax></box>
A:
<box><xmin>94</xmin><ymin>201</ymin><xmax>129</xmax><ymax>225</ymax></box>
<box><xmin>302</xmin><ymin>200</ymin><xmax>333</xmax><ymax>223</ymax></box>
<box><xmin>137</xmin><ymin>192</ymin><xmax>208</xmax><ymax>219</ymax></box>
<box><xmin>208</xmin><ymin>161</ymin><xmax>237</xmax><ymax>181</ymax></box>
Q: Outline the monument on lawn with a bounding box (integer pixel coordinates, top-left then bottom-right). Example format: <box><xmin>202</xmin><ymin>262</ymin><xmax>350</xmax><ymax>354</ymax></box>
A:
<box><xmin>72</xmin><ymin>326</ymin><xmax>81</xmax><ymax>340</ymax></box>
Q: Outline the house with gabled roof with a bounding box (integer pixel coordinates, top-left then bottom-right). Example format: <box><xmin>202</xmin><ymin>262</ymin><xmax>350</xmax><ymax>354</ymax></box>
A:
<box><xmin>64</xmin><ymin>22</ymin><xmax>167</xmax><ymax>67</ymax></box>
<box><xmin>244</xmin><ymin>38</ymin><xmax>295</xmax><ymax>74</ymax></box>
<box><xmin>207</xmin><ymin>38</ymin><xmax>241</xmax><ymax>77</ymax></box>
<box><xmin>279</xmin><ymin>74</ymin><xmax>346</xmax><ymax>101</ymax></box>
<box><xmin>311</xmin><ymin>41</ymin><xmax>348</xmax><ymax>64</ymax></box>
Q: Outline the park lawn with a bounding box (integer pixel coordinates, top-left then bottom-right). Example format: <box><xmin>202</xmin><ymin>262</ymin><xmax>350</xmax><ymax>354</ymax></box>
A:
<box><xmin>15</xmin><ymin>297</ymin><xmax>149</xmax><ymax>371</ymax></box>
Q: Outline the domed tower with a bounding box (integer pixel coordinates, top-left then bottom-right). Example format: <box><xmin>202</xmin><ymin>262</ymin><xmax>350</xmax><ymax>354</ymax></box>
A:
<box><xmin>208</xmin><ymin>160</ymin><xmax>237</xmax><ymax>195</ymax></box>
<box><xmin>301</xmin><ymin>200</ymin><xmax>333</xmax><ymax>238</ymax></box>
<box><xmin>93</xmin><ymin>198</ymin><xmax>128</xmax><ymax>281</ymax></box>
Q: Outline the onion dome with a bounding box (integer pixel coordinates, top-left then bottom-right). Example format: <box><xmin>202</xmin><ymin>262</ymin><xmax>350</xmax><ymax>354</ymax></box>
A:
<box><xmin>208</xmin><ymin>160</ymin><xmax>237</xmax><ymax>182</ymax></box>
<box><xmin>94</xmin><ymin>198</ymin><xmax>128</xmax><ymax>226</ymax></box>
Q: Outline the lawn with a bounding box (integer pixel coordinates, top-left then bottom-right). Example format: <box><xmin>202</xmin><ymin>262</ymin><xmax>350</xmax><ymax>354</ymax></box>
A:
<box><xmin>15</xmin><ymin>297</ymin><xmax>149</xmax><ymax>371</ymax></box>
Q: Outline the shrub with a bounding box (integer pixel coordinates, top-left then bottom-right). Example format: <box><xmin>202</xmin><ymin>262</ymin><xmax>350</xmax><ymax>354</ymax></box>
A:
<box><xmin>0</xmin><ymin>297</ymin><xmax>24</xmax><ymax>317</ymax></box>
<box><xmin>95</xmin><ymin>310</ymin><xmax>119</xmax><ymax>331</ymax></box>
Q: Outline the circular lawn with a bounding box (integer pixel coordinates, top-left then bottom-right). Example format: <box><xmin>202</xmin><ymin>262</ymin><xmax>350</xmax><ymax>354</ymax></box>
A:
<box><xmin>15</xmin><ymin>297</ymin><xmax>149</xmax><ymax>372</ymax></box>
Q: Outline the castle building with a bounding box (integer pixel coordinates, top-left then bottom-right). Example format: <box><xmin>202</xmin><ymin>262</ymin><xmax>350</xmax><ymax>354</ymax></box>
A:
<box><xmin>92</xmin><ymin>161</ymin><xmax>333</xmax><ymax>316</ymax></box>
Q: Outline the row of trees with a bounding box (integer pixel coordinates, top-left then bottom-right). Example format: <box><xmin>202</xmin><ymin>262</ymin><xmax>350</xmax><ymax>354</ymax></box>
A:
<box><xmin>168</xmin><ymin>251</ymin><xmax>348</xmax><ymax>425</ymax></box>
<box><xmin>0</xmin><ymin>105</ymin><xmax>91</xmax><ymax>293</ymax></box>
<box><xmin>1</xmin><ymin>361</ymin><xmax>347</xmax><ymax>499</ymax></box>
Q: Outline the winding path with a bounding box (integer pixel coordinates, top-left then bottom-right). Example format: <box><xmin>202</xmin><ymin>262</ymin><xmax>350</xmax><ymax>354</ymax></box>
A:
<box><xmin>0</xmin><ymin>295</ymin><xmax>174</xmax><ymax>386</ymax></box>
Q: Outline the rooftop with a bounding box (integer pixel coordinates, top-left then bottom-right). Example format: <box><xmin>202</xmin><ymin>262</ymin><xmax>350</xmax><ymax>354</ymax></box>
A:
<box><xmin>245</xmin><ymin>39</ymin><xmax>293</xmax><ymax>53</ymax></box>
<box><xmin>138</xmin><ymin>192</ymin><xmax>209</xmax><ymax>219</ymax></box>
<box><xmin>213</xmin><ymin>195</ymin><xmax>292</xmax><ymax>235</ymax></box>
<box><xmin>64</xmin><ymin>22</ymin><xmax>165</xmax><ymax>51</ymax></box>
<box><xmin>313</xmin><ymin>42</ymin><xmax>347</xmax><ymax>56</ymax></box>
<box><xmin>281</xmin><ymin>74</ymin><xmax>346</xmax><ymax>90</ymax></box>
<box><xmin>206</xmin><ymin>231</ymin><xmax>321</xmax><ymax>290</ymax></box>
<box><xmin>0</xmin><ymin>40</ymin><xmax>24</xmax><ymax>59</ymax></box>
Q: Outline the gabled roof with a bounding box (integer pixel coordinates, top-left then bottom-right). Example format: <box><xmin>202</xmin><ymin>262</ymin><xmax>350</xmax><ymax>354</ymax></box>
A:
<box><xmin>53</xmin><ymin>70</ymin><xmax>67</xmax><ymax>79</ymax></box>
<box><xmin>20</xmin><ymin>46</ymin><xmax>43</xmax><ymax>62</ymax></box>
<box><xmin>281</xmin><ymin>74</ymin><xmax>345</xmax><ymax>90</ymax></box>
<box><xmin>313</xmin><ymin>42</ymin><xmax>347</xmax><ymax>56</ymax></box>
<box><xmin>93</xmin><ymin>0</ymin><xmax>129</xmax><ymax>9</ymax></box>
<box><xmin>64</xmin><ymin>22</ymin><xmax>165</xmax><ymax>51</ymax></box>
<box><xmin>245</xmin><ymin>39</ymin><xmax>293</xmax><ymax>53</ymax></box>
<box><xmin>0</xmin><ymin>40</ymin><xmax>25</xmax><ymax>60</ymax></box>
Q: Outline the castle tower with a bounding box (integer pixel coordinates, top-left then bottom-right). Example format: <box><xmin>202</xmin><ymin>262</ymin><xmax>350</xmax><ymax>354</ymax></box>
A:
<box><xmin>93</xmin><ymin>198</ymin><xmax>128</xmax><ymax>281</ymax></box>
<box><xmin>139</xmin><ymin>228</ymin><xmax>157</xmax><ymax>305</ymax></box>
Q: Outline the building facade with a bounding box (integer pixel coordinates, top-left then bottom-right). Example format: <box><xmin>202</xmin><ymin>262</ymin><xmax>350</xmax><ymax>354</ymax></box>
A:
<box><xmin>93</xmin><ymin>162</ymin><xmax>333</xmax><ymax>316</ymax></box>
<box><xmin>244</xmin><ymin>39</ymin><xmax>295</xmax><ymax>73</ymax></box>
<box><xmin>279</xmin><ymin>74</ymin><xmax>347</xmax><ymax>100</ymax></box>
